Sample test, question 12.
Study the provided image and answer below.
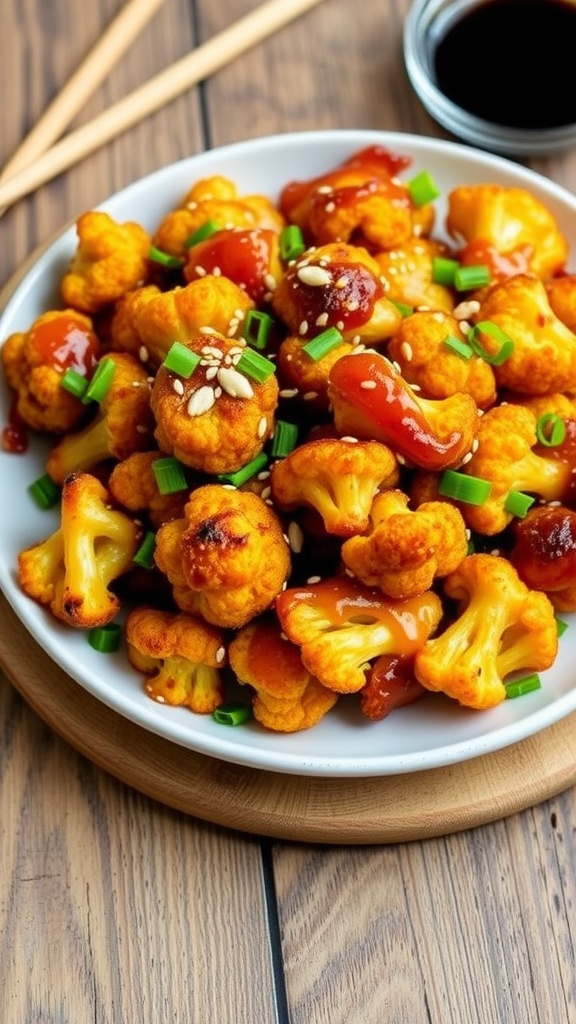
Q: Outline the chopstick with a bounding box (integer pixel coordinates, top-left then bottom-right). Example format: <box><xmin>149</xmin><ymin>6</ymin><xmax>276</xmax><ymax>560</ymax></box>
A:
<box><xmin>0</xmin><ymin>0</ymin><xmax>327</xmax><ymax>212</ymax></box>
<box><xmin>0</xmin><ymin>0</ymin><xmax>169</xmax><ymax>185</ymax></box>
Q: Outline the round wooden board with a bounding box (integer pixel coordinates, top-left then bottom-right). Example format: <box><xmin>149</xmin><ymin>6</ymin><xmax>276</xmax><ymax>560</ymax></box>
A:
<box><xmin>2</xmin><ymin>593</ymin><xmax>576</xmax><ymax>844</ymax></box>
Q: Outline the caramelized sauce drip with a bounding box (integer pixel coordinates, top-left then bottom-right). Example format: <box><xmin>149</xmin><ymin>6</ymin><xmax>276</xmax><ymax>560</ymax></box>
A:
<box><xmin>2</xmin><ymin>399</ymin><xmax>28</xmax><ymax>454</ymax></box>
<box><xmin>511</xmin><ymin>505</ymin><xmax>576</xmax><ymax>592</ymax></box>
<box><xmin>184</xmin><ymin>228</ymin><xmax>276</xmax><ymax>302</ymax></box>
<box><xmin>31</xmin><ymin>314</ymin><xmax>99</xmax><ymax>375</ymax></box>
<box><xmin>459</xmin><ymin>239</ymin><xmax>534</xmax><ymax>282</ymax></box>
<box><xmin>360</xmin><ymin>654</ymin><xmax>424</xmax><ymax>721</ymax></box>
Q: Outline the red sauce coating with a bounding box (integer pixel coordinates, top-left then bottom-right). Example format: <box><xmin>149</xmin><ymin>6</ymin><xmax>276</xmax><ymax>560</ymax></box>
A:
<box><xmin>2</xmin><ymin>399</ymin><xmax>28</xmax><ymax>454</ymax></box>
<box><xmin>510</xmin><ymin>505</ymin><xmax>576</xmax><ymax>592</ymax></box>
<box><xmin>31</xmin><ymin>314</ymin><xmax>100</xmax><ymax>375</ymax></box>
<box><xmin>184</xmin><ymin>227</ymin><xmax>277</xmax><ymax>301</ymax></box>
<box><xmin>290</xmin><ymin>259</ymin><xmax>384</xmax><ymax>334</ymax></box>
<box><xmin>360</xmin><ymin>654</ymin><xmax>424</xmax><ymax>721</ymax></box>
<box><xmin>459</xmin><ymin>239</ymin><xmax>534</xmax><ymax>281</ymax></box>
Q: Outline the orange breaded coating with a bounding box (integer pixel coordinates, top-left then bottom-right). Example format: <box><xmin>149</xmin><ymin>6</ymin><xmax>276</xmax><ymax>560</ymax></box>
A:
<box><xmin>341</xmin><ymin>489</ymin><xmax>469</xmax><ymax>599</ymax></box>
<box><xmin>61</xmin><ymin>211</ymin><xmax>151</xmax><ymax>313</ymax></box>
<box><xmin>228</xmin><ymin>618</ymin><xmax>338</xmax><ymax>732</ymax></box>
<box><xmin>125</xmin><ymin>606</ymin><xmax>226</xmax><ymax>714</ymax></box>
<box><xmin>546</xmin><ymin>274</ymin><xmax>576</xmax><ymax>332</ymax></box>
<box><xmin>374</xmin><ymin>237</ymin><xmax>456</xmax><ymax>312</ymax></box>
<box><xmin>184</xmin><ymin>226</ymin><xmax>283</xmax><ymax>303</ymax></box>
<box><xmin>276</xmin><ymin>333</ymin><xmax>356</xmax><ymax>411</ymax></box>
<box><xmin>150</xmin><ymin>332</ymin><xmax>278</xmax><ymax>475</ymax></box>
<box><xmin>108</xmin><ymin>451</ymin><xmax>190</xmax><ymax>529</ymax></box>
<box><xmin>154</xmin><ymin>485</ymin><xmax>291</xmax><ymax>628</ymax></box>
<box><xmin>1</xmin><ymin>309</ymin><xmax>101</xmax><ymax>434</ymax></box>
<box><xmin>446</xmin><ymin>183</ymin><xmax>568</xmax><ymax>281</ymax></box>
<box><xmin>153</xmin><ymin>174</ymin><xmax>285</xmax><ymax>257</ymax></box>
<box><xmin>110</xmin><ymin>276</ymin><xmax>254</xmax><ymax>369</ymax></box>
<box><xmin>271</xmin><ymin>437</ymin><xmax>399</xmax><ymax>537</ymax></box>
<box><xmin>272</xmin><ymin>242</ymin><xmax>402</xmax><ymax>344</ymax></box>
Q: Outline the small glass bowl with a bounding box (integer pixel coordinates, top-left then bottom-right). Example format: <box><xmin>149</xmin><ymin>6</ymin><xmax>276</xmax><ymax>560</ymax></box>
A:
<box><xmin>403</xmin><ymin>0</ymin><xmax>576</xmax><ymax>156</ymax></box>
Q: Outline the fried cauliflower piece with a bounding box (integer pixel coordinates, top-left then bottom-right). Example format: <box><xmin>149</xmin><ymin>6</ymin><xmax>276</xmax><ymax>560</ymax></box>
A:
<box><xmin>360</xmin><ymin>654</ymin><xmax>425</xmax><ymax>721</ymax></box>
<box><xmin>341</xmin><ymin>489</ymin><xmax>468</xmax><ymax>599</ymax></box>
<box><xmin>153</xmin><ymin>174</ymin><xmax>285</xmax><ymax>258</ymax></box>
<box><xmin>446</xmin><ymin>183</ymin><xmax>568</xmax><ymax>280</ymax></box>
<box><xmin>414</xmin><ymin>554</ymin><xmax>558</xmax><ymax>710</ymax></box>
<box><xmin>18</xmin><ymin>471</ymin><xmax>140</xmax><ymax>628</ymax></box>
<box><xmin>374</xmin><ymin>237</ymin><xmax>456</xmax><ymax>312</ymax></box>
<box><xmin>1</xmin><ymin>309</ymin><xmax>101</xmax><ymax>434</ymax></box>
<box><xmin>270</xmin><ymin>437</ymin><xmax>399</xmax><ymax>537</ymax></box>
<box><xmin>475</xmin><ymin>274</ymin><xmax>576</xmax><ymax>395</ymax></box>
<box><xmin>546</xmin><ymin>274</ymin><xmax>576</xmax><ymax>332</ymax></box>
<box><xmin>154</xmin><ymin>484</ymin><xmax>291</xmax><ymax>628</ymax></box>
<box><xmin>61</xmin><ymin>211</ymin><xmax>151</xmax><ymax>313</ymax></box>
<box><xmin>108</xmin><ymin>451</ymin><xmax>190</xmax><ymax>529</ymax></box>
<box><xmin>275</xmin><ymin>576</ymin><xmax>443</xmax><ymax>694</ymax></box>
<box><xmin>125</xmin><ymin>606</ymin><xmax>226</xmax><ymax>713</ymax></box>
<box><xmin>150</xmin><ymin>331</ymin><xmax>278</xmax><ymax>475</ymax></box>
<box><xmin>387</xmin><ymin>308</ymin><xmax>497</xmax><ymax>409</ymax></box>
<box><xmin>272</xmin><ymin>242</ymin><xmax>402</xmax><ymax>344</ymax></box>
<box><xmin>183</xmin><ymin>226</ymin><xmax>283</xmax><ymax>304</ymax></box>
<box><xmin>109</xmin><ymin>276</ymin><xmax>254</xmax><ymax>369</ymax></box>
<box><xmin>276</xmin><ymin>333</ymin><xmax>356</xmax><ymax>411</ymax></box>
<box><xmin>228</xmin><ymin>618</ymin><xmax>338</xmax><ymax>732</ymax></box>
<box><xmin>46</xmin><ymin>352</ymin><xmax>154</xmax><ymax>484</ymax></box>
<box><xmin>510</xmin><ymin>504</ymin><xmax>576</xmax><ymax>612</ymax></box>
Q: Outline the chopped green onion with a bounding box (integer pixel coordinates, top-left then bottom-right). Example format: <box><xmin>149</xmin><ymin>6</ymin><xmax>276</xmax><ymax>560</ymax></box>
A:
<box><xmin>217</xmin><ymin>451</ymin><xmax>268</xmax><ymax>487</ymax></box>
<box><xmin>242</xmin><ymin>309</ymin><xmax>275</xmax><ymax>350</ymax></box>
<box><xmin>432</xmin><ymin>257</ymin><xmax>460</xmax><ymax>286</ymax></box>
<box><xmin>88</xmin><ymin>623</ymin><xmax>122</xmax><ymax>653</ymax></box>
<box><xmin>162</xmin><ymin>341</ymin><xmax>201</xmax><ymax>378</ymax></box>
<box><xmin>152</xmin><ymin>456</ymin><xmax>188</xmax><ymax>495</ymax></box>
<box><xmin>60</xmin><ymin>367</ymin><xmax>89</xmax><ymax>399</ymax></box>
<box><xmin>504</xmin><ymin>490</ymin><xmax>536</xmax><ymax>518</ymax></box>
<box><xmin>467</xmin><ymin>320</ymin><xmax>514</xmax><ymax>366</ymax></box>
<box><xmin>392</xmin><ymin>301</ymin><xmax>414</xmax><ymax>318</ymax></box>
<box><xmin>280</xmin><ymin>224</ymin><xmax>306</xmax><ymax>262</ymax></box>
<box><xmin>556</xmin><ymin>617</ymin><xmax>569</xmax><ymax>637</ymax></box>
<box><xmin>302</xmin><ymin>326</ymin><xmax>344</xmax><ymax>361</ymax></box>
<box><xmin>453</xmin><ymin>264</ymin><xmax>491</xmax><ymax>291</ymax></box>
<box><xmin>270</xmin><ymin>420</ymin><xmax>299</xmax><ymax>458</ymax></box>
<box><xmin>536</xmin><ymin>412</ymin><xmax>567</xmax><ymax>447</ymax></box>
<box><xmin>235</xmin><ymin>347</ymin><xmax>276</xmax><ymax>383</ymax></box>
<box><xmin>28</xmin><ymin>474</ymin><xmax>61</xmax><ymax>510</ymax></box>
<box><xmin>82</xmin><ymin>357</ymin><xmax>116</xmax><ymax>404</ymax></box>
<box><xmin>148</xmin><ymin>246</ymin><xmax>185</xmax><ymax>269</ymax></box>
<box><xmin>212</xmin><ymin>701</ymin><xmax>253</xmax><ymax>726</ymax></box>
<box><xmin>444</xmin><ymin>334</ymin><xmax>473</xmax><ymax>359</ymax></box>
<box><xmin>408</xmin><ymin>170</ymin><xmax>440</xmax><ymax>207</ymax></box>
<box><xmin>504</xmin><ymin>673</ymin><xmax>541</xmax><ymax>699</ymax></box>
<box><xmin>133</xmin><ymin>531</ymin><xmax>156</xmax><ymax>569</ymax></box>
<box><xmin>184</xmin><ymin>219</ymin><xmax>221</xmax><ymax>248</ymax></box>
<box><xmin>439</xmin><ymin>469</ymin><xmax>492</xmax><ymax>505</ymax></box>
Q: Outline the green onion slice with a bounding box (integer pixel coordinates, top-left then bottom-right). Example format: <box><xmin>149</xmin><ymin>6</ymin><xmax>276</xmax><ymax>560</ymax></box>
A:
<box><xmin>235</xmin><ymin>347</ymin><xmax>276</xmax><ymax>383</ymax></box>
<box><xmin>162</xmin><ymin>341</ymin><xmax>201</xmax><ymax>378</ymax></box>
<box><xmin>217</xmin><ymin>451</ymin><xmax>268</xmax><ymax>487</ymax></box>
<box><xmin>302</xmin><ymin>327</ymin><xmax>345</xmax><ymax>362</ymax></box>
<box><xmin>466</xmin><ymin>320</ymin><xmax>514</xmax><ymax>366</ymax></box>
<box><xmin>148</xmin><ymin>246</ymin><xmax>185</xmax><ymax>268</ymax></box>
<box><xmin>133</xmin><ymin>531</ymin><xmax>157</xmax><ymax>570</ymax></box>
<box><xmin>407</xmin><ymin>170</ymin><xmax>440</xmax><ymax>207</ymax></box>
<box><xmin>504</xmin><ymin>673</ymin><xmax>541</xmax><ymax>699</ymax></box>
<box><xmin>270</xmin><ymin>420</ymin><xmax>299</xmax><ymax>458</ymax></box>
<box><xmin>184</xmin><ymin>220</ymin><xmax>221</xmax><ymax>248</ymax></box>
<box><xmin>439</xmin><ymin>469</ymin><xmax>492</xmax><ymax>505</ymax></box>
<box><xmin>392</xmin><ymin>301</ymin><xmax>414</xmax><ymax>318</ymax></box>
<box><xmin>453</xmin><ymin>264</ymin><xmax>491</xmax><ymax>291</ymax></box>
<box><xmin>242</xmin><ymin>309</ymin><xmax>275</xmax><ymax>350</ymax></box>
<box><xmin>504</xmin><ymin>490</ymin><xmax>536</xmax><ymax>518</ymax></box>
<box><xmin>556</xmin><ymin>617</ymin><xmax>569</xmax><ymax>637</ymax></box>
<box><xmin>431</xmin><ymin>257</ymin><xmax>460</xmax><ymax>286</ymax></box>
<box><xmin>88</xmin><ymin>623</ymin><xmax>122</xmax><ymax>653</ymax></box>
<box><xmin>280</xmin><ymin>224</ymin><xmax>306</xmax><ymax>262</ymax></box>
<box><xmin>28</xmin><ymin>474</ymin><xmax>61</xmax><ymax>510</ymax></box>
<box><xmin>82</xmin><ymin>358</ymin><xmax>116</xmax><ymax>404</ymax></box>
<box><xmin>444</xmin><ymin>334</ymin><xmax>473</xmax><ymax>359</ymax></box>
<box><xmin>152</xmin><ymin>456</ymin><xmax>188</xmax><ymax>495</ymax></box>
<box><xmin>212</xmin><ymin>701</ymin><xmax>253</xmax><ymax>726</ymax></box>
<box><xmin>60</xmin><ymin>367</ymin><xmax>89</xmax><ymax>399</ymax></box>
<box><xmin>536</xmin><ymin>412</ymin><xmax>567</xmax><ymax>447</ymax></box>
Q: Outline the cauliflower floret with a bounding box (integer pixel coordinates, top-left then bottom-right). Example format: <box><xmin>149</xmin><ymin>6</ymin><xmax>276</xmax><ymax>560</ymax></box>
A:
<box><xmin>108</xmin><ymin>451</ymin><xmax>190</xmax><ymax>529</ymax></box>
<box><xmin>46</xmin><ymin>352</ymin><xmax>154</xmax><ymax>484</ymax></box>
<box><xmin>153</xmin><ymin>175</ymin><xmax>285</xmax><ymax>258</ymax></box>
<box><xmin>341</xmin><ymin>489</ymin><xmax>468</xmax><ymax>599</ymax></box>
<box><xmin>154</xmin><ymin>484</ymin><xmax>291</xmax><ymax>628</ymax></box>
<box><xmin>61</xmin><ymin>211</ymin><xmax>151</xmax><ymax>313</ymax></box>
<box><xmin>374</xmin><ymin>237</ymin><xmax>456</xmax><ymax>312</ymax></box>
<box><xmin>387</xmin><ymin>308</ymin><xmax>497</xmax><ymax>409</ymax></box>
<box><xmin>414</xmin><ymin>554</ymin><xmax>558</xmax><ymax>709</ymax></box>
<box><xmin>272</xmin><ymin>242</ymin><xmax>402</xmax><ymax>344</ymax></box>
<box><xmin>275</xmin><ymin>575</ymin><xmax>443</xmax><ymax>693</ymax></box>
<box><xmin>328</xmin><ymin>350</ymin><xmax>479</xmax><ymax>472</ymax></box>
<box><xmin>270</xmin><ymin>437</ymin><xmax>399</xmax><ymax>537</ymax></box>
<box><xmin>18</xmin><ymin>471</ymin><xmax>141</xmax><ymax>628</ymax></box>
<box><xmin>276</xmin><ymin>333</ymin><xmax>356</xmax><ymax>412</ymax></box>
<box><xmin>150</xmin><ymin>332</ymin><xmax>278</xmax><ymax>475</ymax></box>
<box><xmin>546</xmin><ymin>274</ymin><xmax>576</xmax><ymax>332</ymax></box>
<box><xmin>475</xmin><ymin>274</ymin><xmax>576</xmax><ymax>395</ymax></box>
<box><xmin>125</xmin><ymin>606</ymin><xmax>226</xmax><ymax>713</ymax></box>
<box><xmin>183</xmin><ymin>227</ymin><xmax>283</xmax><ymax>304</ymax></box>
<box><xmin>1</xmin><ymin>309</ymin><xmax>101</xmax><ymax>434</ymax></box>
<box><xmin>110</xmin><ymin>276</ymin><xmax>254</xmax><ymax>371</ymax></box>
<box><xmin>446</xmin><ymin>184</ymin><xmax>568</xmax><ymax>280</ymax></box>
<box><xmin>228</xmin><ymin>618</ymin><xmax>338</xmax><ymax>731</ymax></box>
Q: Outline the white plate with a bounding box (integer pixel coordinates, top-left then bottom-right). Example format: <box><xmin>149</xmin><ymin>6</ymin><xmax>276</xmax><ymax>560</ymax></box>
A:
<box><xmin>1</xmin><ymin>129</ymin><xmax>576</xmax><ymax>778</ymax></box>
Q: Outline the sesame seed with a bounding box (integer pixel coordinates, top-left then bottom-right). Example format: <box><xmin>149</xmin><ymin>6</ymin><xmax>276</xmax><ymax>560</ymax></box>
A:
<box><xmin>335</xmin><ymin>276</ymin><xmax>349</xmax><ymax>289</ymax></box>
<box><xmin>325</xmin><ymin>202</ymin><xmax>336</xmax><ymax>213</ymax></box>
<box><xmin>212</xmin><ymin>267</ymin><xmax>222</xmax><ymax>277</ymax></box>
<box><xmin>138</xmin><ymin>345</ymin><xmax>149</xmax><ymax>362</ymax></box>
<box><xmin>303</xmin><ymin>391</ymin><xmax>318</xmax><ymax>401</ymax></box>
<box><xmin>172</xmin><ymin>379</ymin><xmax>185</xmax><ymax>395</ymax></box>
<box><xmin>453</xmin><ymin>299</ymin><xmax>481</xmax><ymax>320</ymax></box>
<box><xmin>360</xmin><ymin>380</ymin><xmax>377</xmax><ymax>390</ymax></box>
<box><xmin>217</xmin><ymin>366</ymin><xmax>255</xmax><ymax>399</ymax></box>
<box><xmin>340</xmin><ymin>435</ymin><xmax>359</xmax><ymax>443</ymax></box>
<box><xmin>336</xmin><ymin>320</ymin><xmax>344</xmax><ymax>331</ymax></box>
<box><xmin>299</xmin><ymin>320</ymin><xmax>309</xmax><ymax>335</ymax></box>
<box><xmin>279</xmin><ymin>388</ymin><xmax>298</xmax><ymax>398</ymax></box>
<box><xmin>264</xmin><ymin>273</ymin><xmax>277</xmax><ymax>291</ymax></box>
<box><xmin>194</xmin><ymin>265</ymin><xmax>207</xmax><ymax>277</ymax></box>
<box><xmin>187</xmin><ymin>385</ymin><xmax>216</xmax><ymax>416</ymax></box>
<box><xmin>316</xmin><ymin>184</ymin><xmax>333</xmax><ymax>194</ymax></box>
<box><xmin>400</xmin><ymin>341</ymin><xmax>413</xmax><ymax>362</ymax></box>
<box><xmin>260</xmin><ymin>486</ymin><xmax>271</xmax><ymax>500</ymax></box>
<box><xmin>199</xmin><ymin>326</ymin><xmax>219</xmax><ymax>336</ymax></box>
<box><xmin>205</xmin><ymin>365</ymin><xmax>219</xmax><ymax>380</ymax></box>
<box><xmin>216</xmin><ymin>646</ymin><xmax>226</xmax><ymax>663</ymax></box>
<box><xmin>459</xmin><ymin>451</ymin><xmax>473</xmax><ymax>465</ymax></box>
<box><xmin>297</xmin><ymin>265</ymin><xmax>332</xmax><ymax>287</ymax></box>
<box><xmin>135</xmin><ymin>424</ymin><xmax>149</xmax><ymax>434</ymax></box>
<box><xmin>257</xmin><ymin>416</ymin><xmax>268</xmax><ymax>438</ymax></box>
<box><xmin>257</xmin><ymin>470</ymin><xmax>271</xmax><ymax>481</ymax></box>
<box><xmin>307</xmin><ymin>575</ymin><xmax>321</xmax><ymax>584</ymax></box>
<box><xmin>288</xmin><ymin>521</ymin><xmax>304</xmax><ymax>553</ymax></box>
<box><xmin>315</xmin><ymin>312</ymin><xmax>329</xmax><ymax>327</ymax></box>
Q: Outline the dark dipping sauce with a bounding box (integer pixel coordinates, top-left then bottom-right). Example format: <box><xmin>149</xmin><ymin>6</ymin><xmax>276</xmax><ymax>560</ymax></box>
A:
<box><xmin>433</xmin><ymin>0</ymin><xmax>576</xmax><ymax>130</ymax></box>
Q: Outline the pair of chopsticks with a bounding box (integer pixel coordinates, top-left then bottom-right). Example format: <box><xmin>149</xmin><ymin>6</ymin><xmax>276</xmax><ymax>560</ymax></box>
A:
<box><xmin>0</xmin><ymin>0</ymin><xmax>327</xmax><ymax>214</ymax></box>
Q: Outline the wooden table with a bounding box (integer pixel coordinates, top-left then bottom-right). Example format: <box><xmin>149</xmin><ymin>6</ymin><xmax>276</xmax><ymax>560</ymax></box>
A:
<box><xmin>2</xmin><ymin>0</ymin><xmax>576</xmax><ymax>1019</ymax></box>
